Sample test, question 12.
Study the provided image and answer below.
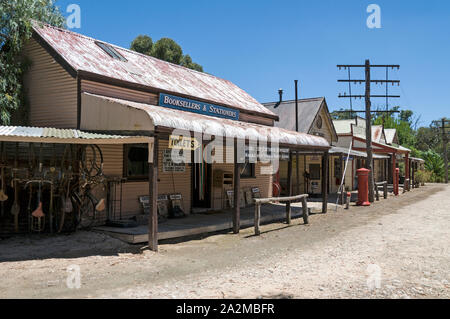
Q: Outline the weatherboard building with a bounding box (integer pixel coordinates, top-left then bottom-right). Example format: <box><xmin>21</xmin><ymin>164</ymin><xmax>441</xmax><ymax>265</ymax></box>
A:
<box><xmin>3</xmin><ymin>22</ymin><xmax>331</xmax><ymax>249</ymax></box>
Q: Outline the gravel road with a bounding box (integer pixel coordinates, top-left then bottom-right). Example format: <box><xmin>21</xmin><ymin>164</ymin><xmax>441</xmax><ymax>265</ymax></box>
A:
<box><xmin>0</xmin><ymin>184</ymin><xmax>448</xmax><ymax>299</ymax></box>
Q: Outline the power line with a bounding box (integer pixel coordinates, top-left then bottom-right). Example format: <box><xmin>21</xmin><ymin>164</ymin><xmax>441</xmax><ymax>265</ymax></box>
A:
<box><xmin>337</xmin><ymin>61</ymin><xmax>401</xmax><ymax>202</ymax></box>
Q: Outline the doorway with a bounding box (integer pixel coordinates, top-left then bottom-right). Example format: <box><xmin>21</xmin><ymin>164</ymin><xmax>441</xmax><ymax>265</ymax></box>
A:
<box><xmin>193</xmin><ymin>162</ymin><xmax>212</xmax><ymax>208</ymax></box>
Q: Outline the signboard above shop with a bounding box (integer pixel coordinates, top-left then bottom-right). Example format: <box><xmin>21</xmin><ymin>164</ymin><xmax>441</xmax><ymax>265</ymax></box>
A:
<box><xmin>159</xmin><ymin>93</ymin><xmax>240</xmax><ymax>121</ymax></box>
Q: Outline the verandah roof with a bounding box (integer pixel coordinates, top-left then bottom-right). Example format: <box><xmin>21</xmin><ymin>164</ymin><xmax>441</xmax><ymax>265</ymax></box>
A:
<box><xmin>81</xmin><ymin>93</ymin><xmax>330</xmax><ymax>150</ymax></box>
<box><xmin>0</xmin><ymin>126</ymin><xmax>152</xmax><ymax>145</ymax></box>
<box><xmin>329</xmin><ymin>146</ymin><xmax>389</xmax><ymax>159</ymax></box>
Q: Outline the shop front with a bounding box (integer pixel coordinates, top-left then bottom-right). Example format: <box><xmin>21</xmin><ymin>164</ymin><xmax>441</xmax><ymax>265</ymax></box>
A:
<box><xmin>15</xmin><ymin>22</ymin><xmax>331</xmax><ymax>250</ymax></box>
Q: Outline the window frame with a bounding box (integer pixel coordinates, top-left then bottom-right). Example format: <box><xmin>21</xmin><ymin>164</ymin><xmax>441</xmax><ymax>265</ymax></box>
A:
<box><xmin>95</xmin><ymin>41</ymin><xmax>128</xmax><ymax>62</ymax></box>
<box><xmin>309</xmin><ymin>163</ymin><xmax>321</xmax><ymax>180</ymax></box>
<box><xmin>123</xmin><ymin>144</ymin><xmax>149</xmax><ymax>181</ymax></box>
<box><xmin>240</xmin><ymin>161</ymin><xmax>256</xmax><ymax>179</ymax></box>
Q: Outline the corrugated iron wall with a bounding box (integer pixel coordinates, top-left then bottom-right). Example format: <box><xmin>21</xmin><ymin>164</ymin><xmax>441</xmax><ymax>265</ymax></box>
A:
<box><xmin>81</xmin><ymin>80</ymin><xmax>159</xmax><ymax>105</ymax></box>
<box><xmin>23</xmin><ymin>39</ymin><xmax>78</xmax><ymax>128</ymax></box>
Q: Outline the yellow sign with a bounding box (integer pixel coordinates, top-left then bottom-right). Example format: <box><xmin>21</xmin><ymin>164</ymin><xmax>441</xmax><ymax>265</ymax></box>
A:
<box><xmin>169</xmin><ymin>135</ymin><xmax>200</xmax><ymax>150</ymax></box>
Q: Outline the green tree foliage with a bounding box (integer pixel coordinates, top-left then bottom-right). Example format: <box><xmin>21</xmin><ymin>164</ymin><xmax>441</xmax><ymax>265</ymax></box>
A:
<box><xmin>416</xmin><ymin>126</ymin><xmax>441</xmax><ymax>153</ymax></box>
<box><xmin>330</xmin><ymin>108</ymin><xmax>354</xmax><ymax>120</ymax></box>
<box><xmin>181</xmin><ymin>54</ymin><xmax>203</xmax><ymax>72</ymax></box>
<box><xmin>130</xmin><ymin>34</ymin><xmax>204</xmax><ymax>72</ymax></box>
<box><xmin>130</xmin><ymin>35</ymin><xmax>153</xmax><ymax>56</ymax></box>
<box><xmin>422</xmin><ymin>150</ymin><xmax>445</xmax><ymax>182</ymax></box>
<box><xmin>373</xmin><ymin>107</ymin><xmax>416</xmax><ymax>148</ymax></box>
<box><xmin>152</xmin><ymin>38</ymin><xmax>183</xmax><ymax>65</ymax></box>
<box><xmin>0</xmin><ymin>0</ymin><xmax>64</xmax><ymax>125</ymax></box>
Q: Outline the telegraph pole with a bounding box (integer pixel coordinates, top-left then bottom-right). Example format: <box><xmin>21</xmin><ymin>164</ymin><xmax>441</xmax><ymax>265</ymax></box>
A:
<box><xmin>337</xmin><ymin>61</ymin><xmax>400</xmax><ymax>202</ymax></box>
<box><xmin>364</xmin><ymin>60</ymin><xmax>375</xmax><ymax>202</ymax></box>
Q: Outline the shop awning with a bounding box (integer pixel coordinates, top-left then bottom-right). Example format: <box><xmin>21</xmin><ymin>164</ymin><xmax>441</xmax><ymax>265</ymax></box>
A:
<box><xmin>81</xmin><ymin>93</ymin><xmax>330</xmax><ymax>150</ymax></box>
<box><xmin>330</xmin><ymin>146</ymin><xmax>389</xmax><ymax>159</ymax></box>
<box><xmin>410</xmin><ymin>157</ymin><xmax>425</xmax><ymax>163</ymax></box>
<box><xmin>0</xmin><ymin>126</ymin><xmax>152</xmax><ymax>145</ymax></box>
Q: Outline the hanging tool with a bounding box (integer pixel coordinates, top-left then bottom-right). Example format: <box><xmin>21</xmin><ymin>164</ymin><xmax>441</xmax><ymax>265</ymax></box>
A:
<box><xmin>11</xmin><ymin>143</ymin><xmax>20</xmax><ymax>232</ymax></box>
<box><xmin>31</xmin><ymin>143</ymin><xmax>45</xmax><ymax>233</ymax></box>
<box><xmin>47</xmin><ymin>144</ymin><xmax>57</xmax><ymax>233</ymax></box>
<box><xmin>58</xmin><ymin>145</ymin><xmax>73</xmax><ymax>233</ymax></box>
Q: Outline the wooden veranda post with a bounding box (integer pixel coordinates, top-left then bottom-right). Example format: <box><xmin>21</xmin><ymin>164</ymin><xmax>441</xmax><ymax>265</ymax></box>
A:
<box><xmin>233</xmin><ymin>138</ymin><xmax>241</xmax><ymax>234</ymax></box>
<box><xmin>392</xmin><ymin>153</ymin><xmax>397</xmax><ymax>195</ymax></box>
<box><xmin>286</xmin><ymin>151</ymin><xmax>293</xmax><ymax>224</ymax></box>
<box><xmin>148</xmin><ymin>137</ymin><xmax>159</xmax><ymax>252</ymax></box>
<box><xmin>339</xmin><ymin>154</ymin><xmax>345</xmax><ymax>205</ymax></box>
<box><xmin>322</xmin><ymin>150</ymin><xmax>329</xmax><ymax>214</ymax></box>
<box><xmin>405</xmin><ymin>153</ymin><xmax>410</xmax><ymax>191</ymax></box>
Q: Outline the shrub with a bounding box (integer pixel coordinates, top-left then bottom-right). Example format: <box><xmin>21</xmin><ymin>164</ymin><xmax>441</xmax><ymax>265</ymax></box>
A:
<box><xmin>415</xmin><ymin>170</ymin><xmax>431</xmax><ymax>184</ymax></box>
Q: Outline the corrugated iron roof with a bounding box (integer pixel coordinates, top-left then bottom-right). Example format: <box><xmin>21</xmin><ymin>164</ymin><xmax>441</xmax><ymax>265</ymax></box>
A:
<box><xmin>31</xmin><ymin>21</ymin><xmax>276</xmax><ymax>120</ymax></box>
<box><xmin>263</xmin><ymin>98</ymin><xmax>338</xmax><ymax>143</ymax></box>
<box><xmin>384</xmin><ymin>128</ymin><xmax>398</xmax><ymax>145</ymax></box>
<box><xmin>84</xmin><ymin>93</ymin><xmax>330</xmax><ymax>149</ymax></box>
<box><xmin>371</xmin><ymin>125</ymin><xmax>384</xmax><ymax>143</ymax></box>
<box><xmin>0</xmin><ymin>126</ymin><xmax>150</xmax><ymax>144</ymax></box>
<box><xmin>333</xmin><ymin>119</ymin><xmax>356</xmax><ymax>135</ymax></box>
<box><xmin>263</xmin><ymin>98</ymin><xmax>324</xmax><ymax>133</ymax></box>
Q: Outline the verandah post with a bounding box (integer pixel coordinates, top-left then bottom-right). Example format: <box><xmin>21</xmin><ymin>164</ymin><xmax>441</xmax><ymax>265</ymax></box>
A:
<box><xmin>233</xmin><ymin>138</ymin><xmax>241</xmax><ymax>234</ymax></box>
<box><xmin>148</xmin><ymin>136</ymin><xmax>159</xmax><ymax>252</ymax></box>
<box><xmin>322</xmin><ymin>150</ymin><xmax>329</xmax><ymax>214</ymax></box>
<box><xmin>286</xmin><ymin>151</ymin><xmax>293</xmax><ymax>224</ymax></box>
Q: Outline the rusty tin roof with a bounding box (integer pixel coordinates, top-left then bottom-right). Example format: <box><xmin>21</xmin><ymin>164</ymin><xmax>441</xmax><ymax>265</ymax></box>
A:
<box><xmin>31</xmin><ymin>21</ymin><xmax>277</xmax><ymax>120</ymax></box>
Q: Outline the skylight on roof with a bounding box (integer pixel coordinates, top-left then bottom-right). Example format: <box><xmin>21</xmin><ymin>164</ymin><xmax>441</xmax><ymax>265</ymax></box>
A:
<box><xmin>95</xmin><ymin>41</ymin><xmax>127</xmax><ymax>62</ymax></box>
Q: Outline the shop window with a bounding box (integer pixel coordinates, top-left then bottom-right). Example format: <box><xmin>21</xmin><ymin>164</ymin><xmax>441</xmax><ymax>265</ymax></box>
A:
<box><xmin>309</xmin><ymin>164</ymin><xmax>321</xmax><ymax>180</ymax></box>
<box><xmin>124</xmin><ymin>144</ymin><xmax>148</xmax><ymax>179</ymax></box>
<box><xmin>334</xmin><ymin>158</ymin><xmax>342</xmax><ymax>178</ymax></box>
<box><xmin>241</xmin><ymin>162</ymin><xmax>255</xmax><ymax>179</ymax></box>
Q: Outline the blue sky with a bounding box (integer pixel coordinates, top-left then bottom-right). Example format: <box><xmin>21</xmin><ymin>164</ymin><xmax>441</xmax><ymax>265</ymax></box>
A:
<box><xmin>56</xmin><ymin>0</ymin><xmax>449</xmax><ymax>126</ymax></box>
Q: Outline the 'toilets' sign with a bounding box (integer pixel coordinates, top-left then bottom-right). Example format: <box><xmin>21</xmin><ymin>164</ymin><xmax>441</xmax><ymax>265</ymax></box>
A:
<box><xmin>159</xmin><ymin>93</ymin><xmax>240</xmax><ymax>121</ymax></box>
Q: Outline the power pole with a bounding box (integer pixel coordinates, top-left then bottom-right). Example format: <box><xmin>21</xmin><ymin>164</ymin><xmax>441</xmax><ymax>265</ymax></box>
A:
<box><xmin>337</xmin><ymin>61</ymin><xmax>400</xmax><ymax>202</ymax></box>
<box><xmin>364</xmin><ymin>60</ymin><xmax>375</xmax><ymax>202</ymax></box>
<box><xmin>433</xmin><ymin>118</ymin><xmax>449</xmax><ymax>184</ymax></box>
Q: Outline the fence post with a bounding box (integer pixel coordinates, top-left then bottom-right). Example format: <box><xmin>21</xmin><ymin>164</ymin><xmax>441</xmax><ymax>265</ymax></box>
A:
<box><xmin>302</xmin><ymin>196</ymin><xmax>309</xmax><ymax>224</ymax></box>
<box><xmin>286</xmin><ymin>152</ymin><xmax>293</xmax><ymax>224</ymax></box>
<box><xmin>254</xmin><ymin>203</ymin><xmax>261</xmax><ymax>236</ymax></box>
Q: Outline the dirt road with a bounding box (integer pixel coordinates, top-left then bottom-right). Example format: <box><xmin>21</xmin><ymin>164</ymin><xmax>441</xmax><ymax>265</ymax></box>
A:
<box><xmin>0</xmin><ymin>184</ymin><xmax>449</xmax><ymax>299</ymax></box>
